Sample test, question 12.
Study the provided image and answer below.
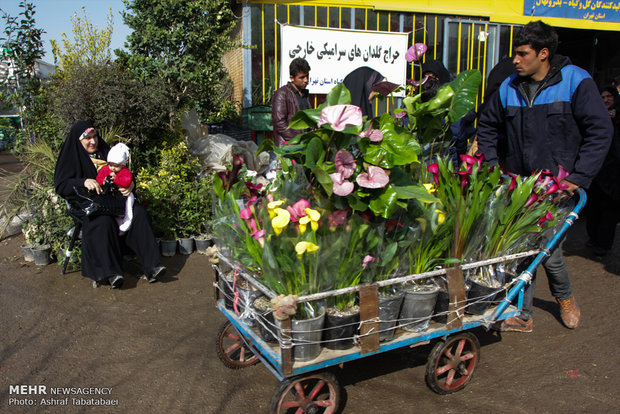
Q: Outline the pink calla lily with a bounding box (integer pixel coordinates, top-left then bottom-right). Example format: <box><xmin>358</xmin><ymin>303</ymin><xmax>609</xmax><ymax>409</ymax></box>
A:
<box><xmin>362</xmin><ymin>255</ymin><xmax>375</xmax><ymax>269</ymax></box>
<box><xmin>427</xmin><ymin>163</ymin><xmax>439</xmax><ymax>184</ymax></box>
<box><xmin>538</xmin><ymin>211</ymin><xmax>554</xmax><ymax>227</ymax></box>
<box><xmin>525</xmin><ymin>193</ymin><xmax>539</xmax><ymax>208</ymax></box>
<box><xmin>318</xmin><ymin>104</ymin><xmax>363</xmax><ymax>131</ymax></box>
<box><xmin>286</xmin><ymin>199</ymin><xmax>310</xmax><ymax>222</ymax></box>
<box><xmin>356</xmin><ymin>166</ymin><xmax>389</xmax><ymax>189</ymax></box>
<box><xmin>557</xmin><ymin>165</ymin><xmax>570</xmax><ymax>181</ymax></box>
<box><xmin>239</xmin><ymin>207</ymin><xmax>252</xmax><ymax>220</ymax></box>
<box><xmin>455</xmin><ymin>170</ymin><xmax>470</xmax><ymax>189</ymax></box>
<box><xmin>335</xmin><ymin>150</ymin><xmax>356</xmax><ymax>179</ymax></box>
<box><xmin>329</xmin><ymin>172</ymin><xmax>355</xmax><ymax>196</ymax></box>
<box><xmin>405</xmin><ymin>43</ymin><xmax>428</xmax><ymax>62</ymax></box>
<box><xmin>507</xmin><ymin>172</ymin><xmax>518</xmax><ymax>192</ymax></box>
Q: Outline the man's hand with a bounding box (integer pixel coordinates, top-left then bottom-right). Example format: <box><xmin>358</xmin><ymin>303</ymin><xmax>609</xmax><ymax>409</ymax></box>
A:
<box><xmin>118</xmin><ymin>181</ymin><xmax>135</xmax><ymax>197</ymax></box>
<box><xmin>560</xmin><ymin>179</ymin><xmax>579</xmax><ymax>195</ymax></box>
<box><xmin>84</xmin><ymin>178</ymin><xmax>101</xmax><ymax>194</ymax></box>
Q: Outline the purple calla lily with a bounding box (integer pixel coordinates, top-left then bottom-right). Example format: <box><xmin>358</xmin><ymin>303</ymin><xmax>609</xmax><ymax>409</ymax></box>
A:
<box><xmin>318</xmin><ymin>104</ymin><xmax>363</xmax><ymax>131</ymax></box>
<box><xmin>356</xmin><ymin>166</ymin><xmax>389</xmax><ymax>189</ymax></box>
<box><xmin>405</xmin><ymin>43</ymin><xmax>428</xmax><ymax>62</ymax></box>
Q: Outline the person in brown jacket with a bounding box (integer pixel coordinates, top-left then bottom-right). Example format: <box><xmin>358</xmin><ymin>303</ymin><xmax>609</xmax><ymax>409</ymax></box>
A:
<box><xmin>271</xmin><ymin>58</ymin><xmax>311</xmax><ymax>146</ymax></box>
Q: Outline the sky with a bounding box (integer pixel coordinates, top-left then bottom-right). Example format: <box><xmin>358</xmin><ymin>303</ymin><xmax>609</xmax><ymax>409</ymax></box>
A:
<box><xmin>1</xmin><ymin>0</ymin><xmax>131</xmax><ymax>63</ymax></box>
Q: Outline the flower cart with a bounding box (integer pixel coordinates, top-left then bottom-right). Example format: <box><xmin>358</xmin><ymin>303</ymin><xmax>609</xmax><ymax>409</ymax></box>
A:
<box><xmin>212</xmin><ymin>189</ymin><xmax>585</xmax><ymax>413</ymax></box>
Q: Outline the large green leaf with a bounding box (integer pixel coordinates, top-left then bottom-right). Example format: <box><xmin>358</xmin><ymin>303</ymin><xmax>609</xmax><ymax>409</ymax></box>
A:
<box><xmin>289</xmin><ymin>108</ymin><xmax>322</xmax><ymax>129</ymax></box>
<box><xmin>305</xmin><ymin>137</ymin><xmax>325</xmax><ymax>168</ymax></box>
<box><xmin>361</xmin><ymin>113</ymin><xmax>420</xmax><ymax>168</ymax></box>
<box><xmin>320</xmin><ymin>83</ymin><xmax>352</xmax><ymax>107</ymax></box>
<box><xmin>313</xmin><ymin>165</ymin><xmax>334</xmax><ymax>196</ymax></box>
<box><xmin>448</xmin><ymin>69</ymin><xmax>481</xmax><ymax>123</ymax></box>
<box><xmin>367</xmin><ymin>185</ymin><xmax>399</xmax><ymax>218</ymax></box>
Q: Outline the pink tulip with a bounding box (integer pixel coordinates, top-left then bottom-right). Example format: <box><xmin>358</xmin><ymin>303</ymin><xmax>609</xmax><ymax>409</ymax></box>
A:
<box><xmin>427</xmin><ymin>163</ymin><xmax>439</xmax><ymax>184</ymax></box>
<box><xmin>329</xmin><ymin>209</ymin><xmax>349</xmax><ymax>229</ymax></box>
<box><xmin>330</xmin><ymin>172</ymin><xmax>355</xmax><ymax>196</ymax></box>
<box><xmin>359</xmin><ymin>125</ymin><xmax>384</xmax><ymax>142</ymax></box>
<box><xmin>356</xmin><ymin>165</ymin><xmax>389</xmax><ymax>189</ymax></box>
<box><xmin>335</xmin><ymin>150</ymin><xmax>356</xmax><ymax>179</ymax></box>
<box><xmin>405</xmin><ymin>43</ymin><xmax>428</xmax><ymax>62</ymax></box>
<box><xmin>362</xmin><ymin>255</ymin><xmax>375</xmax><ymax>269</ymax></box>
<box><xmin>318</xmin><ymin>104</ymin><xmax>363</xmax><ymax>131</ymax></box>
<box><xmin>286</xmin><ymin>199</ymin><xmax>311</xmax><ymax>222</ymax></box>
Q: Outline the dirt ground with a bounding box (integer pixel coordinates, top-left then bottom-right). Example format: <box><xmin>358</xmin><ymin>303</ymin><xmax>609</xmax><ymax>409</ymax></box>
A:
<box><xmin>1</xmin><ymin>150</ymin><xmax>619</xmax><ymax>414</ymax></box>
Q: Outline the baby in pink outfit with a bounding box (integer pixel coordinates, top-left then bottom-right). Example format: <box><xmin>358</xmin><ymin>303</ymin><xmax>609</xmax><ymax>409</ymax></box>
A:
<box><xmin>96</xmin><ymin>143</ymin><xmax>134</xmax><ymax>234</ymax></box>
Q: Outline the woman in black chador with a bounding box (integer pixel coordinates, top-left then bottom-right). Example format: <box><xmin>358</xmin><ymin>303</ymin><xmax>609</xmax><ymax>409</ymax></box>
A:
<box><xmin>342</xmin><ymin>66</ymin><xmax>385</xmax><ymax>118</ymax></box>
<box><xmin>54</xmin><ymin>120</ymin><xmax>165</xmax><ymax>288</ymax></box>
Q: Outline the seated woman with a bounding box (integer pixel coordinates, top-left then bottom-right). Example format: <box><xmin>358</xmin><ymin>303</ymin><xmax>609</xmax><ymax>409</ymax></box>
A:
<box><xmin>54</xmin><ymin>120</ymin><xmax>165</xmax><ymax>288</ymax></box>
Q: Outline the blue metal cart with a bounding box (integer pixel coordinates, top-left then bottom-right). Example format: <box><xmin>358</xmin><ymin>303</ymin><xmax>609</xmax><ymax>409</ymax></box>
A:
<box><xmin>214</xmin><ymin>189</ymin><xmax>586</xmax><ymax>413</ymax></box>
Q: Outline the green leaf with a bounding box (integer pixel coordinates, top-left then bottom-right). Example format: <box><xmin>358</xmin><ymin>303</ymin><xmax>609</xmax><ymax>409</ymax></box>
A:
<box><xmin>393</xmin><ymin>184</ymin><xmax>439</xmax><ymax>203</ymax></box>
<box><xmin>320</xmin><ymin>83</ymin><xmax>352</xmax><ymax>107</ymax></box>
<box><xmin>361</xmin><ymin>113</ymin><xmax>420</xmax><ymax>168</ymax></box>
<box><xmin>305</xmin><ymin>137</ymin><xmax>325</xmax><ymax>168</ymax></box>
<box><xmin>368</xmin><ymin>185</ymin><xmax>399</xmax><ymax>218</ymax></box>
<box><xmin>313</xmin><ymin>165</ymin><xmax>334</xmax><ymax>196</ymax></box>
<box><xmin>448</xmin><ymin>69</ymin><xmax>481</xmax><ymax>123</ymax></box>
<box><xmin>289</xmin><ymin>108</ymin><xmax>322</xmax><ymax>129</ymax></box>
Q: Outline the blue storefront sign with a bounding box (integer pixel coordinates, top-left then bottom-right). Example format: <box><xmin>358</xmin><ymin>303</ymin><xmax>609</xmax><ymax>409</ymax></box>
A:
<box><xmin>524</xmin><ymin>0</ymin><xmax>620</xmax><ymax>23</ymax></box>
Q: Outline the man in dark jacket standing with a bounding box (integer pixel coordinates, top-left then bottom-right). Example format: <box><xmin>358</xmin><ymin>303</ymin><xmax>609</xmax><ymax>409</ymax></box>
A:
<box><xmin>477</xmin><ymin>21</ymin><xmax>612</xmax><ymax>332</ymax></box>
<box><xmin>271</xmin><ymin>58</ymin><xmax>311</xmax><ymax>146</ymax></box>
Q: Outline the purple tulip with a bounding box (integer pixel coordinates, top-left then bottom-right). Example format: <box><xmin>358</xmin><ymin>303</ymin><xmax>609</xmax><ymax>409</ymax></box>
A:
<box><xmin>318</xmin><ymin>104</ymin><xmax>363</xmax><ymax>131</ymax></box>
<box><xmin>405</xmin><ymin>43</ymin><xmax>428</xmax><ymax>62</ymax></box>
<box><xmin>335</xmin><ymin>150</ymin><xmax>356</xmax><ymax>179</ymax></box>
<box><xmin>356</xmin><ymin>166</ymin><xmax>389</xmax><ymax>189</ymax></box>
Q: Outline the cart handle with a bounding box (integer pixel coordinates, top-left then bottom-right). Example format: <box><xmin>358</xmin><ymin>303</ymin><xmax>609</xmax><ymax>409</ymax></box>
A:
<box><xmin>489</xmin><ymin>188</ymin><xmax>587</xmax><ymax>322</ymax></box>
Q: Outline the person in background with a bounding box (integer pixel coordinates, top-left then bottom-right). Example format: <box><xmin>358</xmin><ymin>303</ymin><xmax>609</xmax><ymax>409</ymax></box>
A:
<box><xmin>271</xmin><ymin>58</ymin><xmax>311</xmax><ymax>146</ymax></box>
<box><xmin>585</xmin><ymin>86</ymin><xmax>620</xmax><ymax>256</ymax></box>
<box><xmin>477</xmin><ymin>21</ymin><xmax>612</xmax><ymax>332</ymax></box>
<box><xmin>342</xmin><ymin>66</ymin><xmax>385</xmax><ymax>118</ymax></box>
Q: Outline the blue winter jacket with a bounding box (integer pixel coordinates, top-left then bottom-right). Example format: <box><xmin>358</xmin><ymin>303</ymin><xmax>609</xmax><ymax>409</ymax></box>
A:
<box><xmin>477</xmin><ymin>55</ymin><xmax>612</xmax><ymax>189</ymax></box>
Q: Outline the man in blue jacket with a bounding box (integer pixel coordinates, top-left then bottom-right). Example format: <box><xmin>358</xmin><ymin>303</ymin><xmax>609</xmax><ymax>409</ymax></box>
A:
<box><xmin>478</xmin><ymin>21</ymin><xmax>612</xmax><ymax>332</ymax></box>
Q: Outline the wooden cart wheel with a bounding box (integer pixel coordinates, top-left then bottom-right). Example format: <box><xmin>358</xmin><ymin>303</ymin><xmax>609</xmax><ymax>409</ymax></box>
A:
<box><xmin>216</xmin><ymin>321</ymin><xmax>259</xmax><ymax>369</ymax></box>
<box><xmin>425</xmin><ymin>332</ymin><xmax>480</xmax><ymax>394</ymax></box>
<box><xmin>270</xmin><ymin>372</ymin><xmax>341</xmax><ymax>414</ymax></box>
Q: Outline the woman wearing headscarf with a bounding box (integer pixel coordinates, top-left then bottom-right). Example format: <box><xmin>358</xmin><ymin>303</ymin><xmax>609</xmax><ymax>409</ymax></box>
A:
<box><xmin>342</xmin><ymin>66</ymin><xmax>385</xmax><ymax>118</ymax></box>
<box><xmin>54</xmin><ymin>120</ymin><xmax>165</xmax><ymax>288</ymax></box>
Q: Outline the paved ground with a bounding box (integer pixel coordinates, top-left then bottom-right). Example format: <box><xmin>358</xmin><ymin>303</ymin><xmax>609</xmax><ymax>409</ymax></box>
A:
<box><xmin>1</xmin><ymin>150</ymin><xmax>619</xmax><ymax>413</ymax></box>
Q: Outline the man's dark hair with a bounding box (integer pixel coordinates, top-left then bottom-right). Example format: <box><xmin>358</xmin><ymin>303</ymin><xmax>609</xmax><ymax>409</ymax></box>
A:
<box><xmin>290</xmin><ymin>58</ymin><xmax>310</xmax><ymax>77</ymax></box>
<box><xmin>514</xmin><ymin>20</ymin><xmax>558</xmax><ymax>58</ymax></box>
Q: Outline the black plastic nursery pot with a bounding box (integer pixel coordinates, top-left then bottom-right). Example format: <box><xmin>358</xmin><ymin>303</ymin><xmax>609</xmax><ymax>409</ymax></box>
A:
<box><xmin>322</xmin><ymin>310</ymin><xmax>361</xmax><ymax>350</ymax></box>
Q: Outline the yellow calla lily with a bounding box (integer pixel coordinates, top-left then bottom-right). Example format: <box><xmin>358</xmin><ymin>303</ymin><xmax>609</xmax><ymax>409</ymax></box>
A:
<box><xmin>416</xmin><ymin>217</ymin><xmax>427</xmax><ymax>232</ymax></box>
<box><xmin>298</xmin><ymin>208</ymin><xmax>320</xmax><ymax>234</ymax></box>
<box><xmin>295</xmin><ymin>241</ymin><xmax>320</xmax><ymax>258</ymax></box>
<box><xmin>267</xmin><ymin>200</ymin><xmax>285</xmax><ymax>218</ymax></box>
<box><xmin>271</xmin><ymin>208</ymin><xmax>290</xmax><ymax>236</ymax></box>
<box><xmin>435</xmin><ymin>209</ymin><xmax>446</xmax><ymax>225</ymax></box>
<box><xmin>423</xmin><ymin>182</ymin><xmax>437</xmax><ymax>194</ymax></box>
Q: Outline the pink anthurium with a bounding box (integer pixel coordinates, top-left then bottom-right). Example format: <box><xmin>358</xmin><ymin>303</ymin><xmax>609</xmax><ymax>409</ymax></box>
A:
<box><xmin>405</xmin><ymin>43</ymin><xmax>428</xmax><ymax>62</ymax></box>
<box><xmin>318</xmin><ymin>104</ymin><xmax>363</xmax><ymax>131</ymax></box>
<box><xmin>286</xmin><ymin>199</ymin><xmax>310</xmax><ymax>222</ymax></box>
<box><xmin>329</xmin><ymin>172</ymin><xmax>354</xmax><ymax>196</ymax></box>
<box><xmin>356</xmin><ymin>166</ymin><xmax>389</xmax><ymax>189</ymax></box>
<box><xmin>359</xmin><ymin>125</ymin><xmax>384</xmax><ymax>142</ymax></box>
<box><xmin>335</xmin><ymin>150</ymin><xmax>356</xmax><ymax>179</ymax></box>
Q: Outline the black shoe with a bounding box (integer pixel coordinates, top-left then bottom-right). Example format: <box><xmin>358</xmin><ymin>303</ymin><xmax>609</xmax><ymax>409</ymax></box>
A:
<box><xmin>147</xmin><ymin>266</ymin><xmax>166</xmax><ymax>283</ymax></box>
<box><xmin>109</xmin><ymin>275</ymin><xmax>124</xmax><ymax>289</ymax></box>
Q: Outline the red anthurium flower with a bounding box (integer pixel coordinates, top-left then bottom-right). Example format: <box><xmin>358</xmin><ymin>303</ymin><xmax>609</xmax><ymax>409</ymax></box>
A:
<box><xmin>335</xmin><ymin>150</ymin><xmax>356</xmax><ymax>179</ymax></box>
<box><xmin>329</xmin><ymin>172</ymin><xmax>355</xmax><ymax>196</ymax></box>
<box><xmin>286</xmin><ymin>199</ymin><xmax>310</xmax><ymax>222</ymax></box>
<box><xmin>318</xmin><ymin>104</ymin><xmax>363</xmax><ymax>131</ymax></box>
<box><xmin>427</xmin><ymin>163</ymin><xmax>439</xmax><ymax>184</ymax></box>
<box><xmin>455</xmin><ymin>170</ymin><xmax>470</xmax><ymax>189</ymax></box>
<box><xmin>329</xmin><ymin>209</ymin><xmax>349</xmax><ymax>229</ymax></box>
<box><xmin>405</xmin><ymin>43</ymin><xmax>428</xmax><ymax>62</ymax></box>
<box><xmin>356</xmin><ymin>165</ymin><xmax>389</xmax><ymax>189</ymax></box>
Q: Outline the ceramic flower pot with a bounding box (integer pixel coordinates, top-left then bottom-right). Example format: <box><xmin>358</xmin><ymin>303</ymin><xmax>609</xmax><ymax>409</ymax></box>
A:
<box><xmin>322</xmin><ymin>307</ymin><xmax>360</xmax><ymax>350</ymax></box>
<box><xmin>160</xmin><ymin>239</ymin><xmax>177</xmax><ymax>257</ymax></box>
<box><xmin>31</xmin><ymin>244</ymin><xmax>52</xmax><ymax>266</ymax></box>
<box><xmin>399</xmin><ymin>285</ymin><xmax>440</xmax><ymax>332</ymax></box>
<box><xmin>21</xmin><ymin>243</ymin><xmax>34</xmax><ymax>262</ymax></box>
<box><xmin>378</xmin><ymin>291</ymin><xmax>405</xmax><ymax>342</ymax></box>
<box><xmin>178</xmin><ymin>237</ymin><xmax>195</xmax><ymax>255</ymax></box>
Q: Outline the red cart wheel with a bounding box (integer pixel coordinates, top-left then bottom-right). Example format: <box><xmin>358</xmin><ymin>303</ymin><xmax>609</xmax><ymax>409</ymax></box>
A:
<box><xmin>270</xmin><ymin>372</ymin><xmax>341</xmax><ymax>414</ymax></box>
<box><xmin>425</xmin><ymin>332</ymin><xmax>480</xmax><ymax>394</ymax></box>
<box><xmin>216</xmin><ymin>321</ymin><xmax>259</xmax><ymax>369</ymax></box>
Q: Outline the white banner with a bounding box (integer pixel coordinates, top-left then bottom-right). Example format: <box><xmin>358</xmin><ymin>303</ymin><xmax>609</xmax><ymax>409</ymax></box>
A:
<box><xmin>279</xmin><ymin>24</ymin><xmax>409</xmax><ymax>95</ymax></box>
